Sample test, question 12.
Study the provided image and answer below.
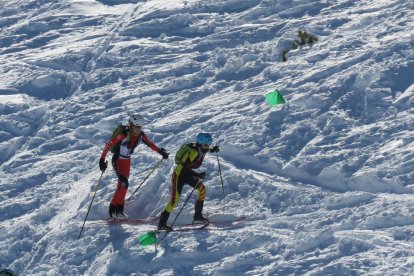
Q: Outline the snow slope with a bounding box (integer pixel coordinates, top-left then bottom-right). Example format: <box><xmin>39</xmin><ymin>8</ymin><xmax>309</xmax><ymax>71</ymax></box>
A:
<box><xmin>1</xmin><ymin>0</ymin><xmax>414</xmax><ymax>274</ymax></box>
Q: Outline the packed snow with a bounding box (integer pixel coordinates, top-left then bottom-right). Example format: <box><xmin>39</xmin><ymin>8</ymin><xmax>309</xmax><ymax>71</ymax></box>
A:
<box><xmin>1</xmin><ymin>0</ymin><xmax>414</xmax><ymax>275</ymax></box>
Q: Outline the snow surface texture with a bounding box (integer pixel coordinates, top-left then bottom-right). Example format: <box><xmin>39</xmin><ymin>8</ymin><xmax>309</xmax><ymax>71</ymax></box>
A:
<box><xmin>1</xmin><ymin>0</ymin><xmax>414</xmax><ymax>275</ymax></box>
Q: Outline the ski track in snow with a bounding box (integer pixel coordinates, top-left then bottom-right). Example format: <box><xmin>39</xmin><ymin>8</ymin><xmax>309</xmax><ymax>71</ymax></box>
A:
<box><xmin>1</xmin><ymin>0</ymin><xmax>414</xmax><ymax>275</ymax></box>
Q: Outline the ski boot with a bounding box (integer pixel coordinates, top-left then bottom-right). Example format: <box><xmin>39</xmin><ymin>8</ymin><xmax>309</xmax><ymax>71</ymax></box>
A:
<box><xmin>157</xmin><ymin>224</ymin><xmax>173</xmax><ymax>232</ymax></box>
<box><xmin>109</xmin><ymin>204</ymin><xmax>117</xmax><ymax>219</ymax></box>
<box><xmin>193</xmin><ymin>213</ymin><xmax>209</xmax><ymax>223</ymax></box>
<box><xmin>115</xmin><ymin>205</ymin><xmax>128</xmax><ymax>220</ymax></box>
<box><xmin>158</xmin><ymin>210</ymin><xmax>172</xmax><ymax>231</ymax></box>
<box><xmin>193</xmin><ymin>200</ymin><xmax>209</xmax><ymax>223</ymax></box>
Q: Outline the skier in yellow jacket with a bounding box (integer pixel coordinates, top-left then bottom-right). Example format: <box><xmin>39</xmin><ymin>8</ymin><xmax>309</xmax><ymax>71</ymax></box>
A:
<box><xmin>158</xmin><ymin>133</ymin><xmax>219</xmax><ymax>231</ymax></box>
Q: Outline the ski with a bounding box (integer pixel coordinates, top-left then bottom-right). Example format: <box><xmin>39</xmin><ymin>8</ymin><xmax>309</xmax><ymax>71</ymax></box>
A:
<box><xmin>154</xmin><ymin>216</ymin><xmax>247</xmax><ymax>243</ymax></box>
<box><xmin>159</xmin><ymin>215</ymin><xmax>246</xmax><ymax>232</ymax></box>
<box><xmin>87</xmin><ymin>216</ymin><xmax>160</xmax><ymax>226</ymax></box>
<box><xmin>106</xmin><ymin>215</ymin><xmax>160</xmax><ymax>224</ymax></box>
<box><xmin>191</xmin><ymin>215</ymin><xmax>246</xmax><ymax>227</ymax></box>
<box><xmin>158</xmin><ymin>222</ymin><xmax>209</xmax><ymax>233</ymax></box>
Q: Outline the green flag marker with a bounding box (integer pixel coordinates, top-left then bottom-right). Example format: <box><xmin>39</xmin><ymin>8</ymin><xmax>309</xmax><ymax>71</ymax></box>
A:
<box><xmin>265</xmin><ymin>90</ymin><xmax>286</xmax><ymax>106</ymax></box>
<box><xmin>138</xmin><ymin>231</ymin><xmax>157</xmax><ymax>246</ymax></box>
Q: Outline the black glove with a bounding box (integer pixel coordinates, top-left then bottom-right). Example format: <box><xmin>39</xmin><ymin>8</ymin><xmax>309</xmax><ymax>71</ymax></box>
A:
<box><xmin>159</xmin><ymin>148</ymin><xmax>169</xmax><ymax>159</ymax></box>
<box><xmin>99</xmin><ymin>158</ymin><xmax>108</xmax><ymax>172</ymax></box>
<box><xmin>198</xmin><ymin>172</ymin><xmax>206</xmax><ymax>179</ymax></box>
<box><xmin>210</xmin><ymin>145</ymin><xmax>220</xmax><ymax>153</ymax></box>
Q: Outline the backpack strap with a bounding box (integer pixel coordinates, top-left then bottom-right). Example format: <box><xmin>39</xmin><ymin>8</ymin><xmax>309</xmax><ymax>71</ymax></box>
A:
<box><xmin>121</xmin><ymin>125</ymin><xmax>129</xmax><ymax>141</ymax></box>
<box><xmin>110</xmin><ymin>125</ymin><xmax>130</xmax><ymax>156</ymax></box>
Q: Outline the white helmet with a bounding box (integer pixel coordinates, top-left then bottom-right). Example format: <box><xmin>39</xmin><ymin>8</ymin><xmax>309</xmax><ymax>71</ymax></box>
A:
<box><xmin>129</xmin><ymin>114</ymin><xmax>146</xmax><ymax>127</ymax></box>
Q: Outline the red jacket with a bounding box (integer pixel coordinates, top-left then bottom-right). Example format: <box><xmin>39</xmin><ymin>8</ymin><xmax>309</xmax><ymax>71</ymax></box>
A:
<box><xmin>101</xmin><ymin>130</ymin><xmax>160</xmax><ymax>159</ymax></box>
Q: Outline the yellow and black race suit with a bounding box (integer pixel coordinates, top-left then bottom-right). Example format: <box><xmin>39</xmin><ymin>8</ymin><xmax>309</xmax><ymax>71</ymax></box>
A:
<box><xmin>164</xmin><ymin>143</ymin><xmax>206</xmax><ymax>213</ymax></box>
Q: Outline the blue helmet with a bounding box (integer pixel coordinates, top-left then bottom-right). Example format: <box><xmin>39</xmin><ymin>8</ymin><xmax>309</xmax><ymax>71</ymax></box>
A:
<box><xmin>196</xmin><ymin>133</ymin><xmax>213</xmax><ymax>145</ymax></box>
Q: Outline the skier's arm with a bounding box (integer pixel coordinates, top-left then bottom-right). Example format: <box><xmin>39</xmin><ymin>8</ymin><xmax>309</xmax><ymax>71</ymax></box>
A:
<box><xmin>141</xmin><ymin>132</ymin><xmax>161</xmax><ymax>152</ymax></box>
<box><xmin>183</xmin><ymin>151</ymin><xmax>204</xmax><ymax>174</ymax></box>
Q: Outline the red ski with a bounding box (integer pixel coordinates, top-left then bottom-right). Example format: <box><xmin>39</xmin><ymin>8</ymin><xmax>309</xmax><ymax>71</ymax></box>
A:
<box><xmin>106</xmin><ymin>216</ymin><xmax>160</xmax><ymax>224</ymax></box>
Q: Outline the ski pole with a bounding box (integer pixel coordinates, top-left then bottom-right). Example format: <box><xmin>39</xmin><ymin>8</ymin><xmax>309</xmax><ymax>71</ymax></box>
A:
<box><xmin>127</xmin><ymin>157</ymin><xmax>163</xmax><ymax>201</ymax></box>
<box><xmin>78</xmin><ymin>170</ymin><xmax>105</xmax><ymax>239</ymax></box>
<box><xmin>216</xmin><ymin>147</ymin><xmax>225</xmax><ymax>199</ymax></box>
<box><xmin>160</xmin><ymin>182</ymin><xmax>199</xmax><ymax>241</ymax></box>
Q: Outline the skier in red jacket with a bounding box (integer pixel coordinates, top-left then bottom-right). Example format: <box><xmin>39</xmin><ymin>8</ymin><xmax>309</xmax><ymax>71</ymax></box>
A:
<box><xmin>99</xmin><ymin>114</ymin><xmax>169</xmax><ymax>219</ymax></box>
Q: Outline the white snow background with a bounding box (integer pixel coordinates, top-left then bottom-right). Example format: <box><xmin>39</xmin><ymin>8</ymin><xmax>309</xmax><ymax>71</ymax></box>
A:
<box><xmin>1</xmin><ymin>0</ymin><xmax>414</xmax><ymax>275</ymax></box>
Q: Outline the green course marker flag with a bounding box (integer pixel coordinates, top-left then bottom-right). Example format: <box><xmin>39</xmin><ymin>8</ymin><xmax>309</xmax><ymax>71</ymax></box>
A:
<box><xmin>138</xmin><ymin>231</ymin><xmax>157</xmax><ymax>246</ymax></box>
<box><xmin>265</xmin><ymin>90</ymin><xmax>286</xmax><ymax>106</ymax></box>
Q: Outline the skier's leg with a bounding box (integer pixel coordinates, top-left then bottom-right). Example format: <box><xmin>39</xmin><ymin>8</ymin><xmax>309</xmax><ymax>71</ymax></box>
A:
<box><xmin>194</xmin><ymin>182</ymin><xmax>207</xmax><ymax>221</ymax></box>
<box><xmin>110</xmin><ymin>158</ymin><xmax>130</xmax><ymax>218</ymax></box>
<box><xmin>159</xmin><ymin>172</ymin><xmax>184</xmax><ymax>228</ymax></box>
